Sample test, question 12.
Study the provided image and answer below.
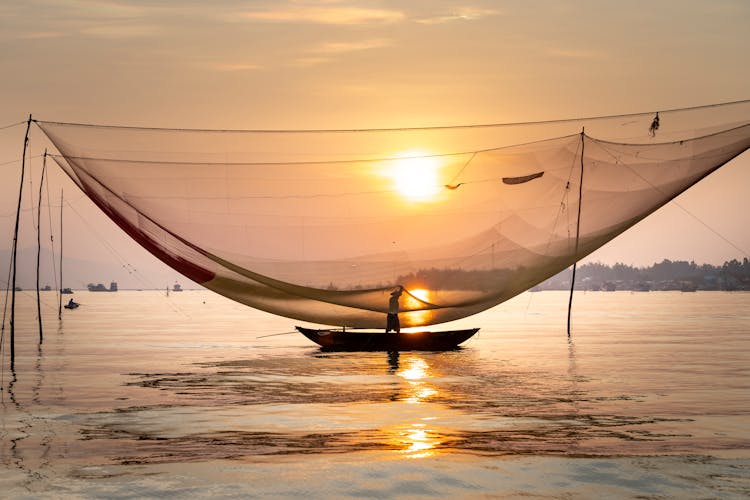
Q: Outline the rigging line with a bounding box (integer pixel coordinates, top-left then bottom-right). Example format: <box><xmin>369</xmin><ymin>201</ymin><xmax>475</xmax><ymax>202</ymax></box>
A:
<box><xmin>62</xmin><ymin>200</ymin><xmax>188</xmax><ymax>315</ymax></box>
<box><xmin>0</xmin><ymin>120</ymin><xmax>26</xmax><ymax>131</ymax></box>
<box><xmin>594</xmin><ymin>139</ymin><xmax>750</xmax><ymax>258</ymax></box>
<box><xmin>0</xmin><ymin>205</ymin><xmax>79</xmax><ymax>217</ymax></box>
<box><xmin>592</xmin><ymin>121</ymin><xmax>750</xmax><ymax>147</ymax></box>
<box><xmin>27</xmin><ymin>138</ymin><xmax>37</xmax><ymax>232</ymax></box>
<box><xmin>1</xmin><ymin>244</ymin><xmax>14</xmax><ymax>333</ymax></box>
<box><xmin>0</xmin><ymin>154</ymin><xmax>44</xmax><ymax>168</ymax></box>
<box><xmin>0</xmin><ymin>279</ymin><xmax>66</xmax><ymax>312</ymax></box>
<box><xmin>33</xmin><ymin>98</ymin><xmax>750</xmax><ymax>133</ymax></box>
<box><xmin>446</xmin><ymin>151</ymin><xmax>477</xmax><ymax>187</ymax></box>
<box><xmin>524</xmin><ymin>139</ymin><xmax>583</xmax><ymax>318</ymax></box>
<box><xmin>256</xmin><ymin>331</ymin><xmax>298</xmax><ymax>339</ymax></box>
<box><xmin>661</xmin><ymin>200</ymin><xmax>749</xmax><ymax>260</ymax></box>
<box><xmin>121</xmin><ymin>179</ymin><xmax>494</xmax><ymax>201</ymax></box>
<box><xmin>62</xmin><ymin>154</ymin><xmax>526</xmax><ymax>202</ymax></box>
<box><xmin>44</xmin><ymin>154</ymin><xmax>59</xmax><ymax>306</ymax></box>
<box><xmin>63</xmin><ymin>201</ymin><xmax>156</xmax><ymax>285</ymax></box>
<box><xmin>46</xmin><ymin>133</ymin><xmax>576</xmax><ymax>167</ymax></box>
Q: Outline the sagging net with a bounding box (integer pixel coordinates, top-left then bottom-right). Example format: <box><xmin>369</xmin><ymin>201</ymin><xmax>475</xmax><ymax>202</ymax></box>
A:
<box><xmin>37</xmin><ymin>101</ymin><xmax>750</xmax><ymax>328</ymax></box>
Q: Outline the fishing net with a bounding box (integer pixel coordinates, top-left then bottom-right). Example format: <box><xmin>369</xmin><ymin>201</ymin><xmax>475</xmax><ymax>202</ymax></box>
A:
<box><xmin>37</xmin><ymin>101</ymin><xmax>750</xmax><ymax>328</ymax></box>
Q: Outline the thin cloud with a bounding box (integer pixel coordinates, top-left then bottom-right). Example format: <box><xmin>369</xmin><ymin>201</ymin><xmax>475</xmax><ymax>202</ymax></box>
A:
<box><xmin>545</xmin><ymin>48</ymin><xmax>606</xmax><ymax>60</ymax></box>
<box><xmin>291</xmin><ymin>38</ymin><xmax>390</xmax><ymax>67</ymax></box>
<box><xmin>416</xmin><ymin>7</ymin><xmax>499</xmax><ymax>25</ymax></box>
<box><xmin>238</xmin><ymin>5</ymin><xmax>405</xmax><ymax>25</ymax></box>
<box><xmin>291</xmin><ymin>57</ymin><xmax>332</xmax><ymax>68</ymax></box>
<box><xmin>310</xmin><ymin>39</ymin><xmax>390</xmax><ymax>54</ymax></box>
<box><xmin>18</xmin><ymin>31</ymin><xmax>65</xmax><ymax>39</ymax></box>
<box><xmin>211</xmin><ymin>62</ymin><xmax>263</xmax><ymax>72</ymax></box>
<box><xmin>42</xmin><ymin>0</ymin><xmax>149</xmax><ymax>19</ymax></box>
<box><xmin>79</xmin><ymin>23</ymin><xmax>157</xmax><ymax>38</ymax></box>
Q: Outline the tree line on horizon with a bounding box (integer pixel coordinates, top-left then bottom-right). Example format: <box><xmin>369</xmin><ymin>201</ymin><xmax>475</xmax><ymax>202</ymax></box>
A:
<box><xmin>387</xmin><ymin>258</ymin><xmax>750</xmax><ymax>292</ymax></box>
<box><xmin>538</xmin><ymin>258</ymin><xmax>750</xmax><ymax>291</ymax></box>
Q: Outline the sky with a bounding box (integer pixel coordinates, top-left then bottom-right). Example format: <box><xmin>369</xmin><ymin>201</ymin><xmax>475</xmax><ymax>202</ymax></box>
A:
<box><xmin>1</xmin><ymin>0</ymin><xmax>749</xmax><ymax>289</ymax></box>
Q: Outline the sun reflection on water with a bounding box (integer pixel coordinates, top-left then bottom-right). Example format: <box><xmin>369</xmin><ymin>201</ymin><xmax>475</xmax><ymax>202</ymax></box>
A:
<box><xmin>398</xmin><ymin>356</ymin><xmax>428</xmax><ymax>381</ymax></box>
<box><xmin>402</xmin><ymin>424</ymin><xmax>440</xmax><ymax>459</ymax></box>
<box><xmin>387</xmin><ymin>355</ymin><xmax>442</xmax><ymax>458</ymax></box>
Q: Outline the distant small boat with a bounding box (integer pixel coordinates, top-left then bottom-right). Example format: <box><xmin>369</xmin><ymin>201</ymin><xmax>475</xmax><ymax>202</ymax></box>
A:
<box><xmin>63</xmin><ymin>299</ymin><xmax>79</xmax><ymax>309</ymax></box>
<box><xmin>172</xmin><ymin>283</ymin><xmax>183</xmax><ymax>292</ymax></box>
<box><xmin>296</xmin><ymin>326</ymin><xmax>479</xmax><ymax>351</ymax></box>
<box><xmin>61</xmin><ymin>287</ymin><xmax>73</xmax><ymax>294</ymax></box>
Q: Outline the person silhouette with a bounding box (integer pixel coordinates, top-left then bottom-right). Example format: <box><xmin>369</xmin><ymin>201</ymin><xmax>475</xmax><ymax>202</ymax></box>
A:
<box><xmin>386</xmin><ymin>286</ymin><xmax>403</xmax><ymax>333</ymax></box>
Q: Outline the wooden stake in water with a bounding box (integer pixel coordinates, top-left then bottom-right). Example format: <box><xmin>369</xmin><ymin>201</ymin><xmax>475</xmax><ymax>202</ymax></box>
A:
<box><xmin>10</xmin><ymin>115</ymin><xmax>33</xmax><ymax>370</ymax></box>
<box><xmin>58</xmin><ymin>188</ymin><xmax>63</xmax><ymax>321</ymax></box>
<box><xmin>567</xmin><ymin>129</ymin><xmax>585</xmax><ymax>337</ymax></box>
<box><xmin>36</xmin><ymin>150</ymin><xmax>47</xmax><ymax>344</ymax></box>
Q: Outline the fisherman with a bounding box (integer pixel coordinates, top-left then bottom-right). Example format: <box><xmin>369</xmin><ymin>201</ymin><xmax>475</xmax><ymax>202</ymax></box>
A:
<box><xmin>386</xmin><ymin>286</ymin><xmax>403</xmax><ymax>333</ymax></box>
<box><xmin>67</xmin><ymin>298</ymin><xmax>75</xmax><ymax>307</ymax></box>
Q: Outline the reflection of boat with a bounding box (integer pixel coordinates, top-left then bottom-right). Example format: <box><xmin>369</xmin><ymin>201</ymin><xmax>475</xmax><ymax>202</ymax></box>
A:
<box><xmin>296</xmin><ymin>326</ymin><xmax>479</xmax><ymax>351</ymax></box>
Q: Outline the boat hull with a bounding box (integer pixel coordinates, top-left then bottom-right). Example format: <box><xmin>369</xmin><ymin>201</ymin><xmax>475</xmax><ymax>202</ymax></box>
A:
<box><xmin>296</xmin><ymin>326</ymin><xmax>479</xmax><ymax>351</ymax></box>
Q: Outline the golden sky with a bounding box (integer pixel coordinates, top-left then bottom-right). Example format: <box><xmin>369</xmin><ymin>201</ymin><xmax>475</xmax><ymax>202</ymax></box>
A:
<box><xmin>1</xmin><ymin>0</ymin><xmax>749</xmax><ymax>276</ymax></box>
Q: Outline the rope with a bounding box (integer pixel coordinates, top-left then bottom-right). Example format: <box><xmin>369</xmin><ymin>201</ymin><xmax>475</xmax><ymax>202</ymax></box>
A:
<box><xmin>62</xmin><ymin>199</ymin><xmax>189</xmax><ymax>316</ymax></box>
<box><xmin>44</xmin><ymin>155</ymin><xmax>59</xmax><ymax>307</ymax></box>
<box><xmin>255</xmin><ymin>330</ymin><xmax>298</xmax><ymax>339</ymax></box>
<box><xmin>46</xmin><ymin>132</ymin><xmax>572</xmax><ymax>166</ymax></box>
<box><xmin>0</xmin><ymin>120</ymin><xmax>25</xmax><ymax>131</ymax></box>
<box><xmin>33</xmin><ymin>98</ymin><xmax>750</xmax><ymax>133</ymax></box>
<box><xmin>27</xmin><ymin>139</ymin><xmax>37</xmax><ymax>232</ymax></box>
<box><xmin>523</xmin><ymin>137</ymin><xmax>583</xmax><ymax>318</ymax></box>
<box><xmin>0</xmin><ymin>154</ymin><xmax>44</xmax><ymax>168</ymax></box>
<box><xmin>595</xmin><ymin>139</ymin><xmax>750</xmax><ymax>259</ymax></box>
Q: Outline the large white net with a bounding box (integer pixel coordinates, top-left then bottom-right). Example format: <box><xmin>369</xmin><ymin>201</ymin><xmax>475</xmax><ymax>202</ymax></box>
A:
<box><xmin>37</xmin><ymin>101</ymin><xmax>750</xmax><ymax>327</ymax></box>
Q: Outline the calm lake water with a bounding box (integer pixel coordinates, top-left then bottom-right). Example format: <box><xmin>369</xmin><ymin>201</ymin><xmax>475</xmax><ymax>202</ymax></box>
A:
<box><xmin>1</xmin><ymin>290</ymin><xmax>749</xmax><ymax>498</ymax></box>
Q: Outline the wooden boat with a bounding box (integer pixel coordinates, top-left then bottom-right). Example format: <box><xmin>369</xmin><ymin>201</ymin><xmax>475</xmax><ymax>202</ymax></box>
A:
<box><xmin>296</xmin><ymin>326</ymin><xmax>479</xmax><ymax>351</ymax></box>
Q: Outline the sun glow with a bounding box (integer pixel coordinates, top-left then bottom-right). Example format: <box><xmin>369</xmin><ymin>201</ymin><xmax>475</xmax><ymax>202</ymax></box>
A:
<box><xmin>401</xmin><ymin>288</ymin><xmax>434</xmax><ymax>327</ymax></box>
<box><xmin>391</xmin><ymin>151</ymin><xmax>442</xmax><ymax>202</ymax></box>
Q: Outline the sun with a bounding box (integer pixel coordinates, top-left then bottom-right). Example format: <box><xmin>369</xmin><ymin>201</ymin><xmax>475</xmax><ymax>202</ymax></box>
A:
<box><xmin>391</xmin><ymin>151</ymin><xmax>441</xmax><ymax>202</ymax></box>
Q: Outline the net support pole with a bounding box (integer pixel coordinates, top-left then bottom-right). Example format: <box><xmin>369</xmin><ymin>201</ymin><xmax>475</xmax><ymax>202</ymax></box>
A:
<box><xmin>58</xmin><ymin>189</ymin><xmax>63</xmax><ymax>321</ymax></box>
<box><xmin>10</xmin><ymin>115</ymin><xmax>33</xmax><ymax>370</ymax></box>
<box><xmin>567</xmin><ymin>129</ymin><xmax>585</xmax><ymax>337</ymax></box>
<box><xmin>36</xmin><ymin>150</ymin><xmax>47</xmax><ymax>344</ymax></box>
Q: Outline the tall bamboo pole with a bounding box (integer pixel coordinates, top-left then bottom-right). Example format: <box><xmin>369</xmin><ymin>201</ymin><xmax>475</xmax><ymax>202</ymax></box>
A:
<box><xmin>36</xmin><ymin>150</ymin><xmax>47</xmax><ymax>343</ymax></box>
<box><xmin>567</xmin><ymin>130</ymin><xmax>585</xmax><ymax>337</ymax></box>
<box><xmin>58</xmin><ymin>189</ymin><xmax>63</xmax><ymax>321</ymax></box>
<box><xmin>10</xmin><ymin>115</ymin><xmax>33</xmax><ymax>370</ymax></box>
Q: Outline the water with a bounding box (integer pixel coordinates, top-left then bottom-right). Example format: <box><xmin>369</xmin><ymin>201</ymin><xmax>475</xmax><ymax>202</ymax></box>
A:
<box><xmin>1</xmin><ymin>290</ymin><xmax>749</xmax><ymax>498</ymax></box>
